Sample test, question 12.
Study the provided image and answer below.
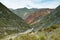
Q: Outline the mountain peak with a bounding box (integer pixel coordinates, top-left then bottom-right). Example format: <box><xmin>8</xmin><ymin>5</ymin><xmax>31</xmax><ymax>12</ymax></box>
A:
<box><xmin>24</xmin><ymin>7</ymin><xmax>28</xmax><ymax>9</ymax></box>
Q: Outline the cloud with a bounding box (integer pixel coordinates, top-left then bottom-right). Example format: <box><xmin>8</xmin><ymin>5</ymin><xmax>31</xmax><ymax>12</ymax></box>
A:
<box><xmin>0</xmin><ymin>0</ymin><xmax>31</xmax><ymax>9</ymax></box>
<box><xmin>0</xmin><ymin>0</ymin><xmax>60</xmax><ymax>9</ymax></box>
<box><xmin>40</xmin><ymin>0</ymin><xmax>54</xmax><ymax>3</ymax></box>
<box><xmin>29</xmin><ymin>0</ymin><xmax>60</xmax><ymax>8</ymax></box>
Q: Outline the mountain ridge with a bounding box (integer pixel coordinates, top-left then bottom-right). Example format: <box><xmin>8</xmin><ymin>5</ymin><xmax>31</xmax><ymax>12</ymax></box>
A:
<box><xmin>25</xmin><ymin>8</ymin><xmax>53</xmax><ymax>25</ymax></box>
<box><xmin>0</xmin><ymin>2</ymin><xmax>31</xmax><ymax>38</ymax></box>
<box><xmin>32</xmin><ymin>5</ymin><xmax>60</xmax><ymax>31</ymax></box>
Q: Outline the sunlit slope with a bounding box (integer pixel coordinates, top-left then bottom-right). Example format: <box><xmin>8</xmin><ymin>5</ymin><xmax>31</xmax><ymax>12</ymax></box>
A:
<box><xmin>25</xmin><ymin>9</ymin><xmax>53</xmax><ymax>25</ymax></box>
<box><xmin>32</xmin><ymin>5</ymin><xmax>60</xmax><ymax>31</ymax></box>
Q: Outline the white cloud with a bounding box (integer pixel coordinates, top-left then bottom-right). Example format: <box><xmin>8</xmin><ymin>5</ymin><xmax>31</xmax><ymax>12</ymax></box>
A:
<box><xmin>33</xmin><ymin>0</ymin><xmax>60</xmax><ymax>8</ymax></box>
<box><xmin>0</xmin><ymin>0</ymin><xmax>60</xmax><ymax>9</ymax></box>
<box><xmin>27</xmin><ymin>0</ymin><xmax>60</xmax><ymax>8</ymax></box>
<box><xmin>0</xmin><ymin>0</ymin><xmax>32</xmax><ymax>9</ymax></box>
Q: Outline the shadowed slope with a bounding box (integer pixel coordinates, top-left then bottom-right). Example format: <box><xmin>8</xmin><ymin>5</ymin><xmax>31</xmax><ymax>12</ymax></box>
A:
<box><xmin>0</xmin><ymin>2</ymin><xmax>31</xmax><ymax>38</ymax></box>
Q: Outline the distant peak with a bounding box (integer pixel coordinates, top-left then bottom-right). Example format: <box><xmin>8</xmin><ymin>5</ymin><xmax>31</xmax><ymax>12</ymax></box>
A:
<box><xmin>24</xmin><ymin>7</ymin><xmax>27</xmax><ymax>9</ymax></box>
<box><xmin>15</xmin><ymin>7</ymin><xmax>29</xmax><ymax>10</ymax></box>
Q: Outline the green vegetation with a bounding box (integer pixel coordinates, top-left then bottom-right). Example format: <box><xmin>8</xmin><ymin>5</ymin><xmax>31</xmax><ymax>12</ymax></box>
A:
<box><xmin>43</xmin><ymin>24</ymin><xmax>59</xmax><ymax>32</ymax></box>
<box><xmin>0</xmin><ymin>3</ymin><xmax>31</xmax><ymax>39</ymax></box>
<box><xmin>0</xmin><ymin>2</ymin><xmax>60</xmax><ymax>40</ymax></box>
<box><xmin>13</xmin><ymin>24</ymin><xmax>60</xmax><ymax>40</ymax></box>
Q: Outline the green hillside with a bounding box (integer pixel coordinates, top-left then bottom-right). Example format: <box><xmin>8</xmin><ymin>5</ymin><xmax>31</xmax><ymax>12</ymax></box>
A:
<box><xmin>0</xmin><ymin>2</ymin><xmax>31</xmax><ymax>38</ymax></box>
<box><xmin>13</xmin><ymin>5</ymin><xmax>60</xmax><ymax>40</ymax></box>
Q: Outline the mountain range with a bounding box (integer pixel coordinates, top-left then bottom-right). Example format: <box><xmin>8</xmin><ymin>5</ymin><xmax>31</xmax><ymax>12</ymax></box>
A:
<box><xmin>11</xmin><ymin>7</ymin><xmax>38</xmax><ymax>19</ymax></box>
<box><xmin>12</xmin><ymin>5</ymin><xmax>60</xmax><ymax>32</ymax></box>
<box><xmin>0</xmin><ymin>2</ymin><xmax>60</xmax><ymax>40</ymax></box>
<box><xmin>25</xmin><ymin>8</ymin><xmax>53</xmax><ymax>25</ymax></box>
<box><xmin>31</xmin><ymin>5</ymin><xmax>60</xmax><ymax>31</ymax></box>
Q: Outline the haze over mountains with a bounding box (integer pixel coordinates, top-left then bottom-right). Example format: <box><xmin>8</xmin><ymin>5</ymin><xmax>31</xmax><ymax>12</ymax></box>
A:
<box><xmin>10</xmin><ymin>7</ymin><xmax>38</xmax><ymax>19</ymax></box>
<box><xmin>7</xmin><ymin>5</ymin><xmax>60</xmax><ymax>32</ymax></box>
<box><xmin>10</xmin><ymin>7</ymin><xmax>54</xmax><ymax>20</ymax></box>
<box><xmin>9</xmin><ymin>7</ymin><xmax>54</xmax><ymax>25</ymax></box>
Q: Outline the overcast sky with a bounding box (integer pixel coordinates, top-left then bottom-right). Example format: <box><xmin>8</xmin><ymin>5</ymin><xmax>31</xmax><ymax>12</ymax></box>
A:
<box><xmin>0</xmin><ymin>0</ymin><xmax>60</xmax><ymax>9</ymax></box>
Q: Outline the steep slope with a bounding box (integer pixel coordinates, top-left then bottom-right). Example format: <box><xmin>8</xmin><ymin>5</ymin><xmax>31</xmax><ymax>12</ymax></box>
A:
<box><xmin>32</xmin><ymin>5</ymin><xmax>60</xmax><ymax>31</ymax></box>
<box><xmin>14</xmin><ymin>8</ymin><xmax>37</xmax><ymax>19</ymax></box>
<box><xmin>0</xmin><ymin>2</ymin><xmax>31</xmax><ymax>38</ymax></box>
<box><xmin>25</xmin><ymin>8</ymin><xmax>53</xmax><ymax>25</ymax></box>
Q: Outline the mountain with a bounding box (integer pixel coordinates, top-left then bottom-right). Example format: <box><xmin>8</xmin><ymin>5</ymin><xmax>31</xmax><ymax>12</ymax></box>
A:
<box><xmin>0</xmin><ymin>2</ymin><xmax>31</xmax><ymax>38</ymax></box>
<box><xmin>31</xmin><ymin>5</ymin><xmax>60</xmax><ymax>31</ymax></box>
<box><xmin>25</xmin><ymin>8</ymin><xmax>53</xmax><ymax>25</ymax></box>
<box><xmin>13</xmin><ymin>7</ymin><xmax>37</xmax><ymax>19</ymax></box>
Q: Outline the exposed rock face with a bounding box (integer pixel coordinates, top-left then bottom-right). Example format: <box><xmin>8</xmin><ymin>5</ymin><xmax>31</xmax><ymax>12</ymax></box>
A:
<box><xmin>25</xmin><ymin>8</ymin><xmax>53</xmax><ymax>25</ymax></box>
<box><xmin>32</xmin><ymin>5</ymin><xmax>60</xmax><ymax>31</ymax></box>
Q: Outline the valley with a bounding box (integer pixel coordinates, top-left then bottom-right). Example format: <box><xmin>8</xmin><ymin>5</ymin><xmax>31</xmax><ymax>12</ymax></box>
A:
<box><xmin>0</xmin><ymin>2</ymin><xmax>60</xmax><ymax>40</ymax></box>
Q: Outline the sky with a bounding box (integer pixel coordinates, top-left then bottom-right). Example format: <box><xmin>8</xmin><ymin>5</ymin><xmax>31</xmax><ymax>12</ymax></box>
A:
<box><xmin>0</xmin><ymin>0</ymin><xmax>60</xmax><ymax>9</ymax></box>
